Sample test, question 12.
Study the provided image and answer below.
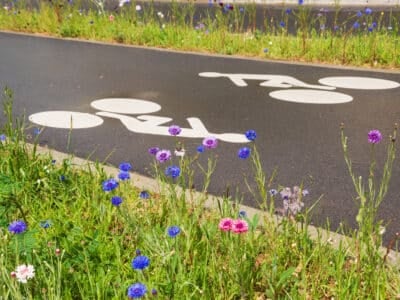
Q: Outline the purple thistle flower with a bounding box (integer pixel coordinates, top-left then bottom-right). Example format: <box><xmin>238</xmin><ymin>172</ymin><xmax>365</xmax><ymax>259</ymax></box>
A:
<box><xmin>102</xmin><ymin>178</ymin><xmax>119</xmax><ymax>192</ymax></box>
<box><xmin>127</xmin><ymin>283</ymin><xmax>147</xmax><ymax>298</ymax></box>
<box><xmin>8</xmin><ymin>220</ymin><xmax>27</xmax><ymax>234</ymax></box>
<box><xmin>148</xmin><ymin>147</ymin><xmax>160</xmax><ymax>155</ymax></box>
<box><xmin>368</xmin><ymin>129</ymin><xmax>382</xmax><ymax>144</ymax></box>
<box><xmin>167</xmin><ymin>226</ymin><xmax>181</xmax><ymax>237</ymax></box>
<box><xmin>132</xmin><ymin>255</ymin><xmax>150</xmax><ymax>270</ymax></box>
<box><xmin>119</xmin><ymin>162</ymin><xmax>132</xmax><ymax>172</ymax></box>
<box><xmin>156</xmin><ymin>149</ymin><xmax>171</xmax><ymax>163</ymax></box>
<box><xmin>202</xmin><ymin>136</ymin><xmax>218</xmax><ymax>149</ymax></box>
<box><xmin>118</xmin><ymin>171</ymin><xmax>130</xmax><ymax>181</ymax></box>
<box><xmin>245</xmin><ymin>130</ymin><xmax>257</xmax><ymax>141</ymax></box>
<box><xmin>168</xmin><ymin>125</ymin><xmax>182</xmax><ymax>136</ymax></box>
<box><xmin>165</xmin><ymin>165</ymin><xmax>180</xmax><ymax>178</ymax></box>
<box><xmin>238</xmin><ymin>147</ymin><xmax>251</xmax><ymax>159</ymax></box>
<box><xmin>111</xmin><ymin>196</ymin><xmax>123</xmax><ymax>206</ymax></box>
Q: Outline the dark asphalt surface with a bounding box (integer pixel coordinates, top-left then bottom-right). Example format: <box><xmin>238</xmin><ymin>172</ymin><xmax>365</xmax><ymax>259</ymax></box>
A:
<box><xmin>1</xmin><ymin>32</ymin><xmax>400</xmax><ymax>244</ymax></box>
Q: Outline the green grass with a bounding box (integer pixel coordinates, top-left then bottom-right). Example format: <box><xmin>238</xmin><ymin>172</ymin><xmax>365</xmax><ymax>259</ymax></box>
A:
<box><xmin>0</xmin><ymin>1</ymin><xmax>399</xmax><ymax>69</ymax></box>
<box><xmin>1</xmin><ymin>85</ymin><xmax>400</xmax><ymax>299</ymax></box>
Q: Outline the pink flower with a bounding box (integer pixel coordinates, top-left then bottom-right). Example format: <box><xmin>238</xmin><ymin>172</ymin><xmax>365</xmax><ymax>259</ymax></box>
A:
<box><xmin>15</xmin><ymin>264</ymin><xmax>35</xmax><ymax>283</ymax></box>
<box><xmin>232</xmin><ymin>219</ymin><xmax>249</xmax><ymax>234</ymax></box>
<box><xmin>219</xmin><ymin>218</ymin><xmax>233</xmax><ymax>231</ymax></box>
<box><xmin>109</xmin><ymin>14</ymin><xmax>115</xmax><ymax>22</ymax></box>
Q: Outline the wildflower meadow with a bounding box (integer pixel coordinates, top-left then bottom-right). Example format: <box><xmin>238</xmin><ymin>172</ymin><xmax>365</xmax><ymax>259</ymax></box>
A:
<box><xmin>0</xmin><ymin>85</ymin><xmax>400</xmax><ymax>298</ymax></box>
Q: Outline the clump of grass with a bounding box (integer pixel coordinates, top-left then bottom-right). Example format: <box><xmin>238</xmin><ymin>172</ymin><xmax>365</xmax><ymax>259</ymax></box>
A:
<box><xmin>0</xmin><ymin>1</ymin><xmax>399</xmax><ymax>68</ymax></box>
<box><xmin>1</xmin><ymin>87</ymin><xmax>400</xmax><ymax>298</ymax></box>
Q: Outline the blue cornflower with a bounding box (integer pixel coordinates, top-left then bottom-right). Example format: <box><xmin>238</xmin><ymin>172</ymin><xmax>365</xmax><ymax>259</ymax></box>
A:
<box><xmin>298</xmin><ymin>0</ymin><xmax>304</xmax><ymax>4</ymax></box>
<box><xmin>139</xmin><ymin>190</ymin><xmax>150</xmax><ymax>199</ymax></box>
<box><xmin>118</xmin><ymin>171</ymin><xmax>130</xmax><ymax>181</ymax></box>
<box><xmin>356</xmin><ymin>10</ymin><xmax>362</xmax><ymax>17</ymax></box>
<box><xmin>353</xmin><ymin>21</ymin><xmax>360</xmax><ymax>29</ymax></box>
<box><xmin>59</xmin><ymin>175</ymin><xmax>66</xmax><ymax>182</ymax></box>
<box><xmin>102</xmin><ymin>178</ymin><xmax>119</xmax><ymax>192</ymax></box>
<box><xmin>127</xmin><ymin>283</ymin><xmax>147</xmax><ymax>298</ymax></box>
<box><xmin>132</xmin><ymin>255</ymin><xmax>150</xmax><ymax>270</ymax></box>
<box><xmin>239</xmin><ymin>210</ymin><xmax>247</xmax><ymax>218</ymax></box>
<box><xmin>365</xmin><ymin>7</ymin><xmax>372</xmax><ymax>15</ymax></box>
<box><xmin>280</xmin><ymin>21</ymin><xmax>285</xmax><ymax>28</ymax></box>
<box><xmin>239</xmin><ymin>7</ymin><xmax>244</xmax><ymax>13</ymax></box>
<box><xmin>167</xmin><ymin>226</ymin><xmax>181</xmax><ymax>237</ymax></box>
<box><xmin>119</xmin><ymin>162</ymin><xmax>132</xmax><ymax>172</ymax></box>
<box><xmin>165</xmin><ymin>165</ymin><xmax>180</xmax><ymax>178</ymax></box>
<box><xmin>40</xmin><ymin>220</ymin><xmax>52</xmax><ymax>229</ymax></box>
<box><xmin>368</xmin><ymin>26</ymin><xmax>373</xmax><ymax>32</ymax></box>
<box><xmin>151</xmin><ymin>288</ymin><xmax>158</xmax><ymax>296</ymax></box>
<box><xmin>238</xmin><ymin>147</ymin><xmax>251</xmax><ymax>159</ymax></box>
<box><xmin>245</xmin><ymin>130</ymin><xmax>257</xmax><ymax>141</ymax></box>
<box><xmin>8</xmin><ymin>220</ymin><xmax>27</xmax><ymax>234</ymax></box>
<box><xmin>285</xmin><ymin>8</ymin><xmax>292</xmax><ymax>14</ymax></box>
<box><xmin>0</xmin><ymin>134</ymin><xmax>6</xmax><ymax>142</ymax></box>
<box><xmin>197</xmin><ymin>145</ymin><xmax>205</xmax><ymax>153</ymax></box>
<box><xmin>372</xmin><ymin>22</ymin><xmax>377</xmax><ymax>28</ymax></box>
<box><xmin>33</xmin><ymin>127</ymin><xmax>42</xmax><ymax>135</ymax></box>
<box><xmin>208</xmin><ymin>0</ymin><xmax>213</xmax><ymax>7</ymax></box>
<box><xmin>111</xmin><ymin>196</ymin><xmax>123</xmax><ymax>206</ymax></box>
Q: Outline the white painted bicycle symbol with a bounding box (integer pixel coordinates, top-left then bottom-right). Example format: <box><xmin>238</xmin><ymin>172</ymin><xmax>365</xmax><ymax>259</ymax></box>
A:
<box><xmin>199</xmin><ymin>73</ymin><xmax>400</xmax><ymax>104</ymax></box>
<box><xmin>28</xmin><ymin>98</ymin><xmax>249</xmax><ymax>143</ymax></box>
<box><xmin>28</xmin><ymin>73</ymin><xmax>399</xmax><ymax>143</ymax></box>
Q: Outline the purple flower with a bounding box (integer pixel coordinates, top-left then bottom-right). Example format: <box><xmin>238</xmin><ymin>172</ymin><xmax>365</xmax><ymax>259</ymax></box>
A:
<box><xmin>127</xmin><ymin>283</ymin><xmax>147</xmax><ymax>298</ymax></box>
<box><xmin>353</xmin><ymin>21</ymin><xmax>360</xmax><ymax>29</ymax></box>
<box><xmin>298</xmin><ymin>0</ymin><xmax>304</xmax><ymax>4</ymax></box>
<box><xmin>238</xmin><ymin>147</ymin><xmax>251</xmax><ymax>159</ymax></box>
<box><xmin>365</xmin><ymin>7</ymin><xmax>372</xmax><ymax>15</ymax></box>
<box><xmin>102</xmin><ymin>178</ymin><xmax>119</xmax><ymax>192</ymax></box>
<box><xmin>118</xmin><ymin>171</ymin><xmax>130</xmax><ymax>181</ymax></box>
<box><xmin>139</xmin><ymin>190</ymin><xmax>150</xmax><ymax>199</ymax></box>
<box><xmin>148</xmin><ymin>147</ymin><xmax>160</xmax><ymax>155</ymax></box>
<box><xmin>111</xmin><ymin>196</ymin><xmax>123</xmax><ymax>206</ymax></box>
<box><xmin>151</xmin><ymin>288</ymin><xmax>157</xmax><ymax>296</ymax></box>
<box><xmin>245</xmin><ymin>130</ymin><xmax>257</xmax><ymax>141</ymax></box>
<box><xmin>285</xmin><ymin>8</ymin><xmax>292</xmax><ymax>14</ymax></box>
<box><xmin>356</xmin><ymin>10</ymin><xmax>362</xmax><ymax>17</ymax></box>
<box><xmin>167</xmin><ymin>226</ymin><xmax>181</xmax><ymax>237</ymax></box>
<box><xmin>165</xmin><ymin>165</ymin><xmax>180</xmax><ymax>178</ymax></box>
<box><xmin>119</xmin><ymin>162</ymin><xmax>132</xmax><ymax>172</ymax></box>
<box><xmin>280</xmin><ymin>21</ymin><xmax>285</xmax><ymax>28</ymax></box>
<box><xmin>8</xmin><ymin>220</ymin><xmax>27</xmax><ymax>234</ymax></box>
<box><xmin>132</xmin><ymin>255</ymin><xmax>150</xmax><ymax>270</ymax></box>
<box><xmin>156</xmin><ymin>149</ymin><xmax>171</xmax><ymax>163</ymax></box>
<box><xmin>368</xmin><ymin>129</ymin><xmax>382</xmax><ymax>144</ymax></box>
<box><xmin>33</xmin><ymin>128</ymin><xmax>42</xmax><ymax>135</ymax></box>
<box><xmin>0</xmin><ymin>134</ymin><xmax>6</xmax><ymax>141</ymax></box>
<box><xmin>40</xmin><ymin>220</ymin><xmax>51</xmax><ymax>229</ymax></box>
<box><xmin>168</xmin><ymin>125</ymin><xmax>182</xmax><ymax>136</ymax></box>
<box><xmin>136</xmin><ymin>249</ymin><xmax>141</xmax><ymax>256</ymax></box>
<box><xmin>302</xmin><ymin>189</ymin><xmax>309</xmax><ymax>196</ymax></box>
<box><xmin>202</xmin><ymin>137</ymin><xmax>218</xmax><ymax>149</ymax></box>
<box><xmin>269</xmin><ymin>189</ymin><xmax>278</xmax><ymax>196</ymax></box>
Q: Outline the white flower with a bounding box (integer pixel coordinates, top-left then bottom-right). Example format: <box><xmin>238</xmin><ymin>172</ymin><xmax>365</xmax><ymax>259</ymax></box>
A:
<box><xmin>174</xmin><ymin>149</ymin><xmax>185</xmax><ymax>157</ymax></box>
<box><xmin>15</xmin><ymin>264</ymin><xmax>35</xmax><ymax>283</ymax></box>
<box><xmin>119</xmin><ymin>0</ymin><xmax>130</xmax><ymax>7</ymax></box>
<box><xmin>157</xmin><ymin>12</ymin><xmax>164</xmax><ymax>19</ymax></box>
<box><xmin>136</xmin><ymin>5</ymin><xmax>141</xmax><ymax>11</ymax></box>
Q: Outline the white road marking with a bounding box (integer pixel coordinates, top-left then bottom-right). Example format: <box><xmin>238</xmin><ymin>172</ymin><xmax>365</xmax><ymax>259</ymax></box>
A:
<box><xmin>29</xmin><ymin>111</ymin><xmax>104</xmax><ymax>129</ymax></box>
<box><xmin>91</xmin><ymin>98</ymin><xmax>161</xmax><ymax>114</ymax></box>
<box><xmin>318</xmin><ymin>76</ymin><xmax>400</xmax><ymax>90</ymax></box>
<box><xmin>269</xmin><ymin>89</ymin><xmax>353</xmax><ymax>104</ymax></box>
